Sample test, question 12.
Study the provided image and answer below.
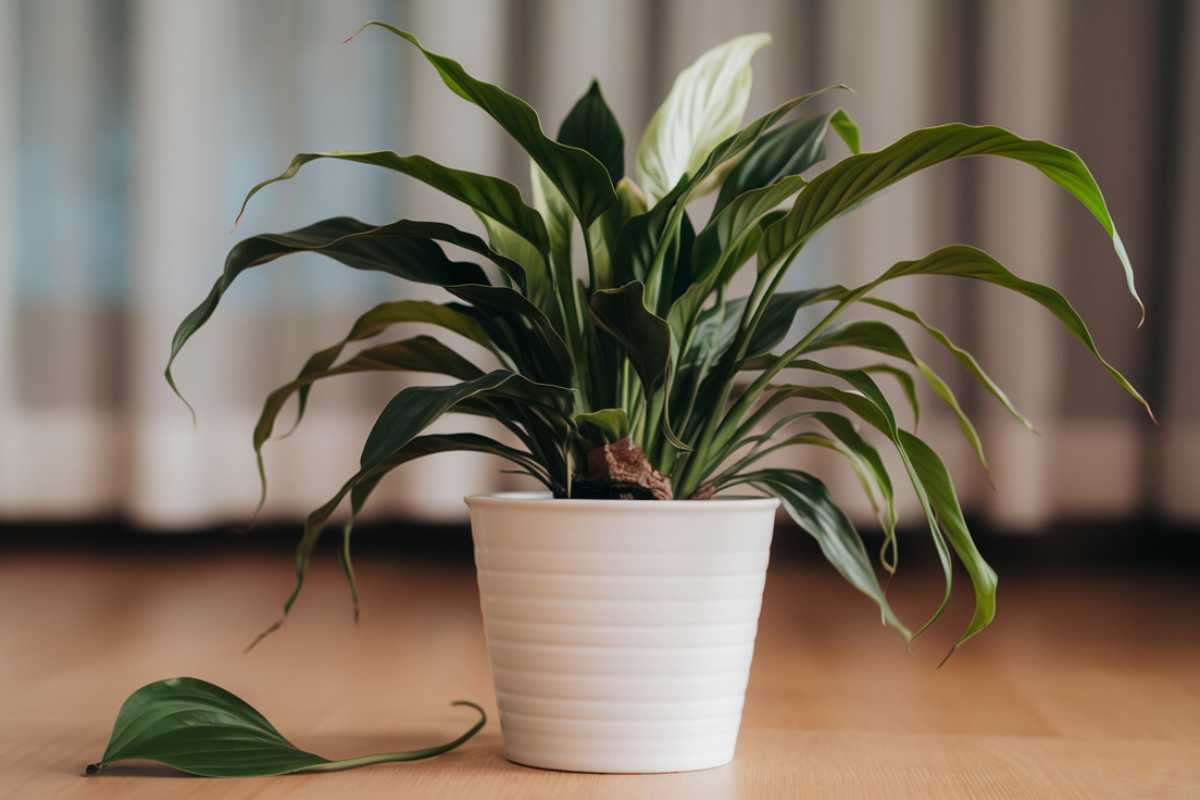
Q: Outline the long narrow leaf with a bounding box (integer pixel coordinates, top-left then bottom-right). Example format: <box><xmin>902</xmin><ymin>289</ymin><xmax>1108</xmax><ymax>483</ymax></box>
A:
<box><xmin>356</xmin><ymin>23</ymin><xmax>616</xmax><ymax>225</ymax></box>
<box><xmin>725</xmin><ymin>469</ymin><xmax>911</xmax><ymax>641</ymax></box>
<box><xmin>759</xmin><ymin>123</ymin><xmax>1144</xmax><ymax>322</ymax></box>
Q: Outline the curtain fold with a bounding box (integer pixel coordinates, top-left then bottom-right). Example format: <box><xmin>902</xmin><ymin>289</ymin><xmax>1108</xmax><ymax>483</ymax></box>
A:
<box><xmin>1</xmin><ymin>0</ymin><xmax>1194</xmax><ymax>528</ymax></box>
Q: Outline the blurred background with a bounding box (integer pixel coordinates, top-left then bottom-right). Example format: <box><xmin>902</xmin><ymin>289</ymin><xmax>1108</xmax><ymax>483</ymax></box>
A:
<box><xmin>1</xmin><ymin>0</ymin><xmax>1196</xmax><ymax>535</ymax></box>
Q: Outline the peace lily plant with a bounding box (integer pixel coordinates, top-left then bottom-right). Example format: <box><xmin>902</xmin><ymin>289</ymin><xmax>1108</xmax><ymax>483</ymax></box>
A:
<box><xmin>90</xmin><ymin>24</ymin><xmax>1149</xmax><ymax>777</ymax></box>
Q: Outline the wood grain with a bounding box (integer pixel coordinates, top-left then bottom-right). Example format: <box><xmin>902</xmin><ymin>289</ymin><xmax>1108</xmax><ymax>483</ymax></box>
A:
<box><xmin>1</xmin><ymin>540</ymin><xmax>1196</xmax><ymax>798</ymax></box>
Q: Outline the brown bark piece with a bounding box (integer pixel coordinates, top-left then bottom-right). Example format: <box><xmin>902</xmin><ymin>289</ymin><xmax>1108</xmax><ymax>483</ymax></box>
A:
<box><xmin>582</xmin><ymin>437</ymin><xmax>674</xmax><ymax>500</ymax></box>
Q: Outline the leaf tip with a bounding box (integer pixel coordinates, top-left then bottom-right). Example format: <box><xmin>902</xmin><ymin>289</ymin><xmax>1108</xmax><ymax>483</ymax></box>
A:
<box><xmin>244</xmin><ymin>618</ymin><xmax>283</xmax><ymax>654</ymax></box>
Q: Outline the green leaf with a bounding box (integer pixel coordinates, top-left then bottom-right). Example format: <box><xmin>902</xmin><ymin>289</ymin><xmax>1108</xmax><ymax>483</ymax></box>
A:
<box><xmin>896</xmin><ymin>431</ymin><xmax>998</xmax><ymax>659</ymax></box>
<box><xmin>530</xmin><ymin>162</ymin><xmax>573</xmax><ymax>274</ymax></box>
<box><xmin>860</xmin><ymin>363</ymin><xmax>921</xmax><ymax>428</ymax></box>
<box><xmin>475</xmin><ymin>212</ymin><xmax>553</xmax><ymax>310</ymax></box>
<box><xmin>255</xmin><ymin>426</ymin><xmax>561</xmax><ymax>647</ymax></box>
<box><xmin>744</xmin><ymin>288</ymin><xmax>844</xmax><ymax>358</ymax></box>
<box><xmin>828</xmin><ymin>108</ymin><xmax>861</xmax><ymax>154</ymax></box>
<box><xmin>861</xmin><ymin>296</ymin><xmax>1031</xmax><ymax>431</ymax></box>
<box><xmin>753</xmin><ymin>363</ymin><xmax>957</xmax><ymax>636</ymax></box>
<box><xmin>359</xmin><ymin>372</ymin><xmax>570</xmax><ymax>471</ymax></box>
<box><xmin>165</xmin><ymin>217</ymin><xmax>491</xmax><ymax>412</ymax></box>
<box><xmin>726</xmin><ymin>469</ymin><xmax>910</xmax><ymax>641</ymax></box>
<box><xmin>253</xmin><ymin>334</ymin><xmax>486</xmax><ymax>507</ymax></box>
<box><xmin>558</xmin><ymin>79</ymin><xmax>624</xmax><ymax>184</ymax></box>
<box><xmin>237</xmin><ymin>152</ymin><xmax>548</xmax><ymax>251</ymax></box>
<box><xmin>618</xmin><ymin>85</ymin><xmax>845</xmax><ymax>311</ymax></box>
<box><xmin>574</xmin><ymin>408</ymin><xmax>630</xmax><ymax>446</ymax></box>
<box><xmin>695</xmin><ymin>175</ymin><xmax>808</xmax><ymax>286</ymax></box>
<box><xmin>759</xmin><ymin>123</ymin><xmax>1144</xmax><ymax>323</ymax></box>
<box><xmin>587</xmin><ymin>180</ymin><xmax>645</xmax><ymax>290</ymax></box>
<box><xmin>86</xmin><ymin>677</ymin><xmax>485</xmax><ymax>777</ymax></box>
<box><xmin>589</xmin><ymin>282</ymin><xmax>672</xmax><ymax>396</ymax></box>
<box><xmin>356</xmin><ymin>23</ymin><xmax>616</xmax><ymax>225</ymax></box>
<box><xmin>286</xmin><ymin>299</ymin><xmax>496</xmax><ymax>433</ymax></box>
<box><xmin>867</xmin><ymin>246</ymin><xmax>1151</xmax><ymax>419</ymax></box>
<box><xmin>445</xmin><ymin>282</ymin><xmax>574</xmax><ymax>385</ymax></box>
<box><xmin>636</xmin><ymin>33</ymin><xmax>772</xmax><ymax>202</ymax></box>
<box><xmin>713</xmin><ymin>114</ymin><xmax>830</xmax><ymax>215</ymax></box>
<box><xmin>801</xmin><ymin>320</ymin><xmax>988</xmax><ymax>470</ymax></box>
<box><xmin>717</xmin><ymin>409</ymin><xmax>898</xmax><ymax>569</ymax></box>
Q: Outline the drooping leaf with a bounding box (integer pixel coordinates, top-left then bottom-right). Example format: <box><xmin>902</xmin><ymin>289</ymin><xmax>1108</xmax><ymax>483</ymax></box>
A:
<box><xmin>636</xmin><ymin>33</ymin><xmax>772</xmax><ymax>202</ymax></box>
<box><xmin>897</xmin><ymin>430</ymin><xmax>998</xmax><ymax>658</ymax></box>
<box><xmin>356</xmin><ymin>23</ymin><xmax>616</xmax><ymax>225</ymax></box>
<box><xmin>252</xmin><ymin>335</ymin><xmax>486</xmax><ymax>506</ymax></box>
<box><xmin>799</xmin><ymin>319</ymin><xmax>988</xmax><ymax>470</ymax></box>
<box><xmin>237</xmin><ymin>152</ymin><xmax>548</xmax><ymax>251</ymax></box>
<box><xmin>861</xmin><ymin>296</ymin><xmax>1031</xmax><ymax>430</ymax></box>
<box><xmin>165</xmin><ymin>217</ymin><xmax>491</xmax><ymax>410</ymax></box>
<box><xmin>558</xmin><ymin>79</ymin><xmax>624</xmax><ymax>184</ymax></box>
<box><xmin>254</xmin><ymin>426</ymin><xmax>564</xmax><ymax>647</ymax></box>
<box><xmin>286</xmin><ymin>299</ymin><xmax>498</xmax><ymax>435</ymax></box>
<box><xmin>867</xmin><ymin>246</ymin><xmax>1151</xmax><ymax>418</ymax></box>
<box><xmin>725</xmin><ymin>469</ymin><xmax>910</xmax><ymax>641</ymax></box>
<box><xmin>86</xmin><ymin>677</ymin><xmax>485</xmax><ymax>777</ymax></box>
<box><xmin>759</xmin><ymin>362</ymin><xmax>959</xmax><ymax>636</ymax></box>
<box><xmin>860</xmin><ymin>363</ymin><xmax>921</xmax><ymax>428</ymax></box>
<box><xmin>716</xmin><ymin>408</ymin><xmax>898</xmax><ymax>568</ymax></box>
<box><xmin>359</xmin><ymin>372</ymin><xmax>571</xmax><ymax>471</ymax></box>
<box><xmin>759</xmin><ymin>124</ymin><xmax>1144</xmax><ymax>323</ymax></box>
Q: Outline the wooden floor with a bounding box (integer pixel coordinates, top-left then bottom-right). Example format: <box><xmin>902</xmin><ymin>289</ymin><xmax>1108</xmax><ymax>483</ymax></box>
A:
<box><xmin>1</xmin><ymin>536</ymin><xmax>1197</xmax><ymax>798</ymax></box>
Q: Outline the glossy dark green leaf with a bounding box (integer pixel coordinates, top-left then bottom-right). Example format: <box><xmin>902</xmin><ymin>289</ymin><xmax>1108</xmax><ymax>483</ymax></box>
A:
<box><xmin>253</xmin><ymin>429</ymin><xmax>560</xmax><ymax>647</ymax></box>
<box><xmin>356</xmin><ymin>23</ymin><xmax>616</xmax><ymax>225</ymax></box>
<box><xmin>759</xmin><ymin>124</ymin><xmax>1144</xmax><ymax>322</ymax></box>
<box><xmin>237</xmin><ymin>152</ymin><xmax>548</xmax><ymax>251</ymax></box>
<box><xmin>713</xmin><ymin>114</ymin><xmax>830</xmax><ymax>214</ymax></box>
<box><xmin>589</xmin><ymin>282</ymin><xmax>672</xmax><ymax>396</ymax></box>
<box><xmin>165</xmin><ymin>217</ymin><xmax>495</xmax><ymax>410</ymax></box>
<box><xmin>445</xmin><ymin>282</ymin><xmax>573</xmax><ymax>384</ymax></box>
<box><xmin>760</xmin><ymin>361</ymin><xmax>960</xmax><ymax>638</ymax></box>
<box><xmin>253</xmin><ymin>334</ymin><xmax>486</xmax><ymax>507</ymax></box>
<box><xmin>558</xmin><ymin>80</ymin><xmax>624</xmax><ymax>184</ymax></box>
<box><xmin>725</xmin><ymin>469</ymin><xmax>910</xmax><ymax>641</ymax></box>
<box><xmin>282</xmin><ymin>299</ymin><xmax>498</xmax><ymax>440</ymax></box>
<box><xmin>86</xmin><ymin>677</ymin><xmax>485</xmax><ymax>777</ymax></box>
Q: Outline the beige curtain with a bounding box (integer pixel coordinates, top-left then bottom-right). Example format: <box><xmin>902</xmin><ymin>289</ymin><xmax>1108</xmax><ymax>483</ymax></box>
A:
<box><xmin>1</xmin><ymin>0</ymin><xmax>1195</xmax><ymax>529</ymax></box>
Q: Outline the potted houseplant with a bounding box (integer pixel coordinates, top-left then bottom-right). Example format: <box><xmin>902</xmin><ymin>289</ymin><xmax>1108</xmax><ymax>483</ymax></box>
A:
<box><xmin>163</xmin><ymin>24</ymin><xmax>1148</xmax><ymax>774</ymax></box>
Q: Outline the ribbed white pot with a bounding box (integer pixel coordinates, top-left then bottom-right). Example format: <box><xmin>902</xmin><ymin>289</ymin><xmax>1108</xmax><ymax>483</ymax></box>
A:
<box><xmin>465</xmin><ymin>492</ymin><xmax>779</xmax><ymax>773</ymax></box>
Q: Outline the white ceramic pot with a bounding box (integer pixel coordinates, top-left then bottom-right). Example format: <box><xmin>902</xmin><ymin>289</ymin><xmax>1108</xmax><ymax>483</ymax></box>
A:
<box><xmin>465</xmin><ymin>491</ymin><xmax>779</xmax><ymax>773</ymax></box>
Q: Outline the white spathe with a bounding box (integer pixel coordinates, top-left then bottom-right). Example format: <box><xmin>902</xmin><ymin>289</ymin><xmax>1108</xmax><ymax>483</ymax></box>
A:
<box><xmin>466</xmin><ymin>492</ymin><xmax>779</xmax><ymax>773</ymax></box>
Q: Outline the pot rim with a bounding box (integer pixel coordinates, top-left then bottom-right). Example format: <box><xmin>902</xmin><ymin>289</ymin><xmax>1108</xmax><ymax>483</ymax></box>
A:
<box><xmin>464</xmin><ymin>490</ymin><xmax>780</xmax><ymax>512</ymax></box>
